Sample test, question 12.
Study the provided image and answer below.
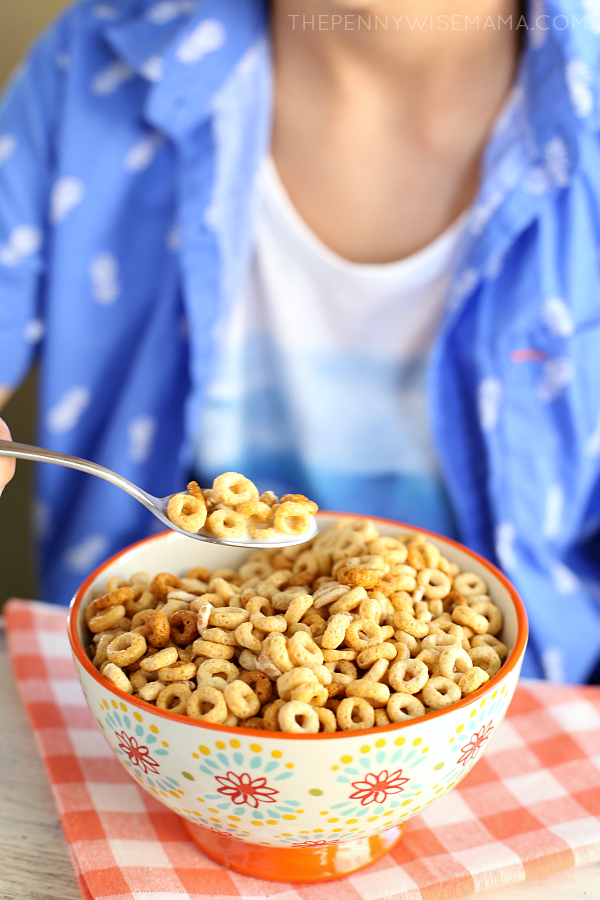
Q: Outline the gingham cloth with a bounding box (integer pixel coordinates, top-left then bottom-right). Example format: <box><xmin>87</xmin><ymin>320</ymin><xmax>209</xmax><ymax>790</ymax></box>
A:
<box><xmin>6</xmin><ymin>597</ymin><xmax>600</xmax><ymax>900</ymax></box>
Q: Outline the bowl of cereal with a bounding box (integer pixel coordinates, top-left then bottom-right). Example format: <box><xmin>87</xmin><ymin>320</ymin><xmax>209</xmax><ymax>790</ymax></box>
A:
<box><xmin>68</xmin><ymin>512</ymin><xmax>528</xmax><ymax>883</ymax></box>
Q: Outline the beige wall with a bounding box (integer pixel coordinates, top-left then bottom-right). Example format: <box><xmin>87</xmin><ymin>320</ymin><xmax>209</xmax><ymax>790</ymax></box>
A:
<box><xmin>0</xmin><ymin>1</ymin><xmax>72</xmax><ymax>608</ymax></box>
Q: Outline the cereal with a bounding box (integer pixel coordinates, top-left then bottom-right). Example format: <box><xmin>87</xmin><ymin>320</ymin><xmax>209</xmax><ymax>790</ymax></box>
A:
<box><xmin>88</xmin><ymin>519</ymin><xmax>508</xmax><ymax>731</ymax></box>
<box><xmin>166</xmin><ymin>492</ymin><xmax>207</xmax><ymax>533</ymax></box>
<box><xmin>166</xmin><ymin>472</ymin><xmax>319</xmax><ymax>542</ymax></box>
<box><xmin>278</xmin><ymin>700</ymin><xmax>320</xmax><ymax>733</ymax></box>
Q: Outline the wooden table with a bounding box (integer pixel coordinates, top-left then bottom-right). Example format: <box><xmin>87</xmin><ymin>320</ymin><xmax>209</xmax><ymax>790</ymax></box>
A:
<box><xmin>0</xmin><ymin>618</ymin><xmax>598</xmax><ymax>900</ymax></box>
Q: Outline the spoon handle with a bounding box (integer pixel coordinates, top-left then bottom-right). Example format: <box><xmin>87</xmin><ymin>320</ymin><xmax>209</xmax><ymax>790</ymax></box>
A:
<box><xmin>0</xmin><ymin>439</ymin><xmax>156</xmax><ymax>512</ymax></box>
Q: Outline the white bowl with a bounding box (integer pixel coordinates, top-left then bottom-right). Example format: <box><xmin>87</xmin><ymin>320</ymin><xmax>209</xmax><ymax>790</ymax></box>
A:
<box><xmin>68</xmin><ymin>513</ymin><xmax>528</xmax><ymax>882</ymax></box>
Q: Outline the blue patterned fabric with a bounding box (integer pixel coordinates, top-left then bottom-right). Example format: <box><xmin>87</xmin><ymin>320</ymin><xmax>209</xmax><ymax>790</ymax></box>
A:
<box><xmin>1</xmin><ymin>0</ymin><xmax>600</xmax><ymax>681</ymax></box>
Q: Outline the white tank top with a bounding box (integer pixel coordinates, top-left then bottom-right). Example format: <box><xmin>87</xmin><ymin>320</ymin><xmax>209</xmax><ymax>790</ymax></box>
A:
<box><xmin>195</xmin><ymin>158</ymin><xmax>466</xmax><ymax>535</ymax></box>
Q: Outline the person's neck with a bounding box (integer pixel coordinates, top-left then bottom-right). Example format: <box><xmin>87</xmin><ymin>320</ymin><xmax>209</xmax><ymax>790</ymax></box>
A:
<box><xmin>272</xmin><ymin>0</ymin><xmax>521</xmax><ymax>116</ymax></box>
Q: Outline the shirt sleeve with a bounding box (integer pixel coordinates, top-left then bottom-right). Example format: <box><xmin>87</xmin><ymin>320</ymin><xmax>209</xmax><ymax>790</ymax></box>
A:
<box><xmin>0</xmin><ymin>17</ymin><xmax>67</xmax><ymax>388</ymax></box>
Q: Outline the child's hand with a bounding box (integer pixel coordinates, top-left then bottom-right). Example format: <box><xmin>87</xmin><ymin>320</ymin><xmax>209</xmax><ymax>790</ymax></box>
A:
<box><xmin>0</xmin><ymin>418</ymin><xmax>15</xmax><ymax>496</ymax></box>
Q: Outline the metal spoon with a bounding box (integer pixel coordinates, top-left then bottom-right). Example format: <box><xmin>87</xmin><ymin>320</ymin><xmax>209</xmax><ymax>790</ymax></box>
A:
<box><xmin>0</xmin><ymin>439</ymin><xmax>318</xmax><ymax>549</ymax></box>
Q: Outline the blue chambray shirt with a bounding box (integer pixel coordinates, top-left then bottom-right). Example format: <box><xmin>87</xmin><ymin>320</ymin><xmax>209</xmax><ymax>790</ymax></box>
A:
<box><xmin>1</xmin><ymin>0</ymin><xmax>600</xmax><ymax>683</ymax></box>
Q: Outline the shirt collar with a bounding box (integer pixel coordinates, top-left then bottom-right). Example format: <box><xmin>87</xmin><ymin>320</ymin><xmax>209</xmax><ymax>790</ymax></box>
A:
<box><xmin>102</xmin><ymin>0</ymin><xmax>268</xmax><ymax>136</ymax></box>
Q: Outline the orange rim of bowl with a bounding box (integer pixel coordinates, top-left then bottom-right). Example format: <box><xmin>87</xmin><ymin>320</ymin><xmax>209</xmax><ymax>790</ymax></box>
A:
<box><xmin>68</xmin><ymin>511</ymin><xmax>529</xmax><ymax>740</ymax></box>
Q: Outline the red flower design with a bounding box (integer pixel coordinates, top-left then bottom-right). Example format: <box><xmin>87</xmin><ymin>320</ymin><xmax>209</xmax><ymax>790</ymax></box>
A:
<box><xmin>291</xmin><ymin>839</ymin><xmax>340</xmax><ymax>848</ymax></box>
<box><xmin>115</xmin><ymin>731</ymin><xmax>160</xmax><ymax>775</ymax></box>
<box><xmin>348</xmin><ymin>769</ymin><xmax>409</xmax><ymax>806</ymax></box>
<box><xmin>215</xmin><ymin>771</ymin><xmax>279</xmax><ymax>808</ymax></box>
<box><xmin>458</xmin><ymin>721</ymin><xmax>494</xmax><ymax>767</ymax></box>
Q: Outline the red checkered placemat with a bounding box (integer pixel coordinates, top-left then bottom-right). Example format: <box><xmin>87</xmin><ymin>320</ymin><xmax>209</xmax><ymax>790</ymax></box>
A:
<box><xmin>5</xmin><ymin>598</ymin><xmax>600</xmax><ymax>900</ymax></box>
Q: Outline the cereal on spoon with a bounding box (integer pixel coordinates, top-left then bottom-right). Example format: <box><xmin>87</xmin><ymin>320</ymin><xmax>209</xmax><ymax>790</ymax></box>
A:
<box><xmin>166</xmin><ymin>472</ymin><xmax>318</xmax><ymax>540</ymax></box>
<box><xmin>86</xmin><ymin>517</ymin><xmax>507</xmax><ymax>733</ymax></box>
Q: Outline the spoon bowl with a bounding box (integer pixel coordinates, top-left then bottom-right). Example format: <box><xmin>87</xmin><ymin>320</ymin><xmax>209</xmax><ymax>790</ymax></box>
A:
<box><xmin>0</xmin><ymin>438</ymin><xmax>318</xmax><ymax>548</ymax></box>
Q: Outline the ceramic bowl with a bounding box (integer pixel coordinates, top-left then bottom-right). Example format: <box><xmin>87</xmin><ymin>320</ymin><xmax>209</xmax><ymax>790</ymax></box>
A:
<box><xmin>68</xmin><ymin>513</ymin><xmax>528</xmax><ymax>882</ymax></box>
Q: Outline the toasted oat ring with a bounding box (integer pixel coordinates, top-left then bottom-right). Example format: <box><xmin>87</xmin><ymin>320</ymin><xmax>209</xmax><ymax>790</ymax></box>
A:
<box><xmin>337</xmin><ymin>567</ymin><xmax>380</xmax><ymax>589</ymax></box>
<box><xmin>312</xmin><ymin>583</ymin><xmax>350</xmax><ymax>609</ymax></box>
<box><xmin>206</xmin><ymin>509</ymin><xmax>246</xmax><ymax>539</ymax></box>
<box><xmin>125</xmin><ymin>589</ymin><xmax>156</xmax><ymax>617</ymax></box>
<box><xmin>326</xmin><ymin>682</ymin><xmax>347</xmax><ymax>699</ymax></box>
<box><xmin>186</xmin><ymin>480</ymin><xmax>203</xmax><ymax>500</ymax></box>
<box><xmin>102</xmin><ymin>663</ymin><xmax>133</xmax><ymax>694</ymax></box>
<box><xmin>421</xmin><ymin>631</ymin><xmax>461</xmax><ymax>651</ymax></box>
<box><xmin>469</xmin><ymin>599</ymin><xmax>503</xmax><ymax>636</ymax></box>
<box><xmin>209</xmin><ymin>607</ymin><xmax>249</xmax><ymax>629</ymax></box>
<box><xmin>138</xmin><ymin>681</ymin><xmax>167</xmax><ymax>702</ymax></box>
<box><xmin>240</xmin><ymin>716</ymin><xmax>265</xmax><ymax>729</ymax></box>
<box><xmin>167</xmin><ymin>492</ymin><xmax>207</xmax><ymax>533</ymax></box>
<box><xmin>169</xmin><ymin>610</ymin><xmax>199</xmax><ymax>646</ymax></box>
<box><xmin>156</xmin><ymin>683</ymin><xmax>192</xmax><ymax>714</ymax></box>
<box><xmin>290</xmin><ymin>681</ymin><xmax>328</xmax><ymax>707</ymax></box>
<box><xmin>388</xmin><ymin>658</ymin><xmax>429</xmax><ymax>694</ymax></box>
<box><xmin>435</xmin><ymin>645</ymin><xmax>473</xmax><ymax>679</ymax></box>
<box><xmin>387</xmin><ymin>692</ymin><xmax>426</xmax><ymax>722</ymax></box>
<box><xmin>144</xmin><ymin>609</ymin><xmax>171</xmax><ymax>648</ymax></box>
<box><xmin>88</xmin><ymin>605</ymin><xmax>126</xmax><ymax>633</ymax></box>
<box><xmin>375</xmin><ymin>709</ymin><xmax>391</xmax><ymax>727</ymax></box>
<box><xmin>362</xmin><ymin>658</ymin><xmax>390</xmax><ymax>683</ymax></box>
<box><xmin>273</xmin><ymin>502</ymin><xmax>311</xmax><ymax>536</ymax></box>
<box><xmin>234</xmin><ymin>621</ymin><xmax>263</xmax><ymax>654</ymax></box>
<box><xmin>346</xmin><ymin>679</ymin><xmax>390</xmax><ymax>708</ymax></box>
<box><xmin>392</xmin><ymin>610</ymin><xmax>429</xmax><ymax>639</ymax></box>
<box><xmin>284</xmin><ymin>593</ymin><xmax>314</xmax><ymax>626</ymax></box>
<box><xmin>250</xmin><ymin>612</ymin><xmax>287</xmax><ymax>634</ymax></box>
<box><xmin>422</xmin><ymin>676</ymin><xmax>461</xmax><ymax>709</ymax></box>
<box><xmin>468</xmin><ymin>645</ymin><xmax>502</xmax><ymax>677</ymax></box>
<box><xmin>358</xmin><ymin>597</ymin><xmax>382</xmax><ymax>622</ymax></box>
<box><xmin>158</xmin><ymin>661</ymin><xmax>197</xmax><ymax>682</ymax></box>
<box><xmin>322</xmin><ymin>648</ymin><xmax>358</xmax><ymax>662</ymax></box>
<box><xmin>213</xmin><ymin>471</ymin><xmax>259</xmax><ymax>505</ymax></box>
<box><xmin>336</xmin><ymin>697</ymin><xmax>375</xmax><ymax>731</ymax></box>
<box><xmin>277</xmin><ymin>667</ymin><xmax>318</xmax><ymax>701</ymax></box>
<box><xmin>453</xmin><ymin>571</ymin><xmax>488</xmax><ymax>596</ymax></box>
<box><xmin>443</xmin><ymin>589</ymin><xmax>468</xmax><ymax>612</ymax></box>
<box><xmin>471</xmin><ymin>634</ymin><xmax>508</xmax><ymax>660</ymax></box>
<box><xmin>150</xmin><ymin>572</ymin><xmax>183</xmax><ymax>599</ymax></box>
<box><xmin>224</xmin><ymin>680</ymin><xmax>261</xmax><ymax>718</ymax></box>
<box><xmin>315</xmin><ymin>707</ymin><xmax>337</xmax><ymax>732</ymax></box>
<box><xmin>325</xmin><ymin>660</ymin><xmax>357</xmax><ymax>684</ymax></box>
<box><xmin>321</xmin><ymin>613</ymin><xmax>352</xmax><ymax>649</ymax></box>
<box><xmin>239</xmin><ymin>671</ymin><xmax>273</xmax><ymax>704</ymax></box>
<box><xmin>287</xmin><ymin>630</ymin><xmax>324</xmax><ymax>667</ymax></box>
<box><xmin>256</xmin><ymin>652</ymin><xmax>283</xmax><ymax>679</ymax></box>
<box><xmin>452</xmin><ymin>605</ymin><xmax>489</xmax><ymax>634</ymax></box>
<box><xmin>140</xmin><ymin>647</ymin><xmax>178</xmax><ymax>671</ymax></box>
<box><xmin>192</xmin><ymin>638</ymin><xmax>235</xmax><ymax>659</ymax></box>
<box><xmin>197</xmin><ymin>659</ymin><xmax>239</xmax><ymax>683</ymax></box>
<box><xmin>278</xmin><ymin>700</ymin><xmax>320</xmax><ymax>733</ymax></box>
<box><xmin>356</xmin><ymin>643</ymin><xmax>397</xmax><ymax>668</ymax></box>
<box><xmin>106</xmin><ymin>632</ymin><xmax>147</xmax><ymax>666</ymax></box>
<box><xmin>235</xmin><ymin>500</ymin><xmax>272</xmax><ymax>523</ymax></box>
<box><xmin>187</xmin><ymin>685</ymin><xmax>228</xmax><ymax>722</ymax></box>
<box><xmin>92</xmin><ymin>587</ymin><xmax>134</xmax><ymax>611</ymax></box>
<box><xmin>344</xmin><ymin>618</ymin><xmax>382</xmax><ymax>651</ymax></box>
<box><xmin>416</xmin><ymin>568</ymin><xmax>451</xmax><ymax>600</ymax></box>
<box><xmin>415</xmin><ymin>648</ymin><xmax>441</xmax><ymax>673</ymax></box>
<box><xmin>458</xmin><ymin>666</ymin><xmax>490</xmax><ymax>695</ymax></box>
<box><xmin>280</xmin><ymin>493</ymin><xmax>319</xmax><ymax>514</ymax></box>
<box><xmin>329</xmin><ymin>586</ymin><xmax>368</xmax><ymax>614</ymax></box>
<box><xmin>186</xmin><ymin>565</ymin><xmax>211</xmax><ymax>582</ymax></box>
<box><xmin>202</xmin><ymin>627</ymin><xmax>238</xmax><ymax>645</ymax></box>
<box><xmin>368</xmin><ymin>536</ymin><xmax>405</xmax><ymax>557</ymax></box>
<box><xmin>262</xmin><ymin>633</ymin><xmax>293</xmax><ymax>672</ymax></box>
<box><xmin>262</xmin><ymin>699</ymin><xmax>285</xmax><ymax>731</ymax></box>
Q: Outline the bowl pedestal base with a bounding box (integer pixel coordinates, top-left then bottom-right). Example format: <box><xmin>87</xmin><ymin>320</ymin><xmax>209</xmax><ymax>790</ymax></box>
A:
<box><xmin>183</xmin><ymin>818</ymin><xmax>408</xmax><ymax>882</ymax></box>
